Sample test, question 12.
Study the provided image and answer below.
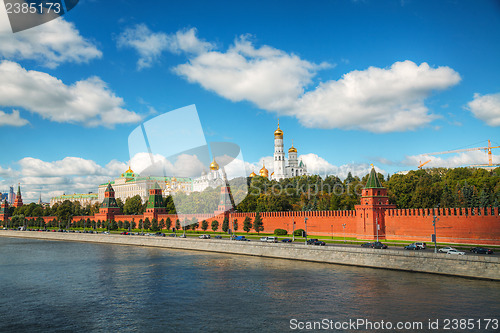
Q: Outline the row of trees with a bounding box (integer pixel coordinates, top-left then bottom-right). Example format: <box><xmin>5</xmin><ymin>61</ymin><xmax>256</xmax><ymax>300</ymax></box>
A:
<box><xmin>236</xmin><ymin>167</ymin><xmax>500</xmax><ymax>211</ymax></box>
<box><xmin>5</xmin><ymin>213</ymin><xmax>266</xmax><ymax>235</ymax></box>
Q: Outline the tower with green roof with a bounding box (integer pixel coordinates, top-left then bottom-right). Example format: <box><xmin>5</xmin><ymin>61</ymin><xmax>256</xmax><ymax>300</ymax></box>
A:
<box><xmin>95</xmin><ymin>182</ymin><xmax>122</xmax><ymax>221</ymax></box>
<box><xmin>355</xmin><ymin>166</ymin><xmax>396</xmax><ymax>240</ymax></box>
<box><xmin>144</xmin><ymin>182</ymin><xmax>166</xmax><ymax>221</ymax></box>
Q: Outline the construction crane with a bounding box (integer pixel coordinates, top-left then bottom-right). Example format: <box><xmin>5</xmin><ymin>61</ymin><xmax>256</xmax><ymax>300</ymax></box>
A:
<box><xmin>425</xmin><ymin>140</ymin><xmax>500</xmax><ymax>166</ymax></box>
<box><xmin>418</xmin><ymin>160</ymin><xmax>431</xmax><ymax>169</ymax></box>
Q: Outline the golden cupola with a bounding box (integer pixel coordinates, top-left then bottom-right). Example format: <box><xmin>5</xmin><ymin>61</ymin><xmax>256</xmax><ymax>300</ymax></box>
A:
<box><xmin>249</xmin><ymin>171</ymin><xmax>257</xmax><ymax>178</ymax></box>
<box><xmin>210</xmin><ymin>158</ymin><xmax>219</xmax><ymax>171</ymax></box>
<box><xmin>288</xmin><ymin>144</ymin><xmax>297</xmax><ymax>153</ymax></box>
<box><xmin>274</xmin><ymin>120</ymin><xmax>283</xmax><ymax>138</ymax></box>
<box><xmin>259</xmin><ymin>162</ymin><xmax>269</xmax><ymax>178</ymax></box>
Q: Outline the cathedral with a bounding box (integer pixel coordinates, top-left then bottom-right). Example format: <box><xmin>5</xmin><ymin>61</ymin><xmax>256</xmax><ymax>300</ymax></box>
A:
<box><xmin>192</xmin><ymin>158</ymin><xmax>225</xmax><ymax>192</ymax></box>
<box><xmin>250</xmin><ymin>121</ymin><xmax>307</xmax><ymax>180</ymax></box>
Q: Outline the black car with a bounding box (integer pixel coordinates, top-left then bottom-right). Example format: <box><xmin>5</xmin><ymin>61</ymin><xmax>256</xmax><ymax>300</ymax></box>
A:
<box><xmin>372</xmin><ymin>242</ymin><xmax>388</xmax><ymax>249</ymax></box>
<box><xmin>214</xmin><ymin>235</ymin><xmax>222</xmax><ymax>239</ymax></box>
<box><xmin>307</xmin><ymin>239</ymin><xmax>326</xmax><ymax>246</ymax></box>
<box><xmin>361</xmin><ymin>242</ymin><xmax>373</xmax><ymax>248</ymax></box>
<box><xmin>281</xmin><ymin>238</ymin><xmax>292</xmax><ymax>243</ymax></box>
<box><xmin>470</xmin><ymin>247</ymin><xmax>494</xmax><ymax>254</ymax></box>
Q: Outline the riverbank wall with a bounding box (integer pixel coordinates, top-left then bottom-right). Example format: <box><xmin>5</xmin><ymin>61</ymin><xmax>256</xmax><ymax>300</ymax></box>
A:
<box><xmin>1</xmin><ymin>230</ymin><xmax>498</xmax><ymax>281</ymax></box>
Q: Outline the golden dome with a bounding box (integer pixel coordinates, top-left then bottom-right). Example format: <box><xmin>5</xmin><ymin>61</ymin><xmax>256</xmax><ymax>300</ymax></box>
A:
<box><xmin>274</xmin><ymin>120</ymin><xmax>283</xmax><ymax>138</ymax></box>
<box><xmin>249</xmin><ymin>171</ymin><xmax>257</xmax><ymax>177</ymax></box>
<box><xmin>288</xmin><ymin>144</ymin><xmax>297</xmax><ymax>153</ymax></box>
<box><xmin>259</xmin><ymin>163</ymin><xmax>269</xmax><ymax>178</ymax></box>
<box><xmin>210</xmin><ymin>158</ymin><xmax>219</xmax><ymax>171</ymax></box>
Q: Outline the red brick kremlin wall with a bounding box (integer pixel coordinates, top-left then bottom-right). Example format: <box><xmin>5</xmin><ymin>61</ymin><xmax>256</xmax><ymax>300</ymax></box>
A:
<box><xmin>11</xmin><ymin>208</ymin><xmax>500</xmax><ymax>245</ymax></box>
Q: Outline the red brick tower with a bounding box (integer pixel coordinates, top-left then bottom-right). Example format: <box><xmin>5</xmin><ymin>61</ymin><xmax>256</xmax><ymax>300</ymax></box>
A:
<box><xmin>0</xmin><ymin>199</ymin><xmax>9</xmax><ymax>223</ymax></box>
<box><xmin>214</xmin><ymin>169</ymin><xmax>235</xmax><ymax>217</ymax></box>
<box><xmin>13</xmin><ymin>184</ymin><xmax>23</xmax><ymax>208</ymax></box>
<box><xmin>355</xmin><ymin>166</ymin><xmax>396</xmax><ymax>240</ymax></box>
<box><xmin>144</xmin><ymin>182</ymin><xmax>166</xmax><ymax>221</ymax></box>
<box><xmin>95</xmin><ymin>182</ymin><xmax>121</xmax><ymax>221</ymax></box>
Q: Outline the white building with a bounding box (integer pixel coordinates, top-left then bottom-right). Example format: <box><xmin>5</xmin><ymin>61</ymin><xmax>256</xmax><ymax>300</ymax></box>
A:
<box><xmin>270</xmin><ymin>121</ymin><xmax>307</xmax><ymax>181</ymax></box>
<box><xmin>50</xmin><ymin>193</ymin><xmax>99</xmax><ymax>207</ymax></box>
<box><xmin>192</xmin><ymin>158</ymin><xmax>225</xmax><ymax>192</ymax></box>
<box><xmin>97</xmin><ymin>167</ymin><xmax>193</xmax><ymax>203</ymax></box>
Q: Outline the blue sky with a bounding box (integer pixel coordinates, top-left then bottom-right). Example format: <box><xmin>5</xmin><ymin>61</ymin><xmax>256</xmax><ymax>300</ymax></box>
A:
<box><xmin>0</xmin><ymin>0</ymin><xmax>499</xmax><ymax>202</ymax></box>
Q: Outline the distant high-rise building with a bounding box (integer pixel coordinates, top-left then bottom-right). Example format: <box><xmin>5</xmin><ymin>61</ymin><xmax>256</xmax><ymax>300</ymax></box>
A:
<box><xmin>8</xmin><ymin>186</ymin><xmax>14</xmax><ymax>205</ymax></box>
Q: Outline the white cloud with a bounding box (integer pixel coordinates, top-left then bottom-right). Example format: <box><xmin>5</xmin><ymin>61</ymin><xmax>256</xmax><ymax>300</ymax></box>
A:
<box><xmin>292</xmin><ymin>61</ymin><xmax>460</xmax><ymax>132</ymax></box>
<box><xmin>0</xmin><ymin>16</ymin><xmax>101</xmax><ymax>68</ymax></box>
<box><xmin>0</xmin><ymin>61</ymin><xmax>142</xmax><ymax>127</ymax></box>
<box><xmin>174</xmin><ymin>34</ymin><xmax>329</xmax><ymax>111</ymax></box>
<box><xmin>0</xmin><ymin>157</ymin><xmax>128</xmax><ymax>203</ymax></box>
<box><xmin>0</xmin><ymin>109</ymin><xmax>29</xmax><ymax>127</ymax></box>
<box><xmin>466</xmin><ymin>92</ymin><xmax>500</xmax><ymax>126</ymax></box>
<box><xmin>117</xmin><ymin>24</ymin><xmax>169</xmax><ymax>69</ymax></box>
<box><xmin>160</xmin><ymin>27</ymin><xmax>460</xmax><ymax>133</ymax></box>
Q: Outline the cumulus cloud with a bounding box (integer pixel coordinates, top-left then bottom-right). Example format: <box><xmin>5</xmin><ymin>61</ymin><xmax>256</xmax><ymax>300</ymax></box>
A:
<box><xmin>130</xmin><ymin>152</ymin><xmax>206</xmax><ymax>178</ymax></box>
<box><xmin>466</xmin><ymin>92</ymin><xmax>500</xmax><ymax>126</ymax></box>
<box><xmin>174</xmin><ymin>34</ymin><xmax>329</xmax><ymax>111</ymax></box>
<box><xmin>0</xmin><ymin>17</ymin><xmax>101</xmax><ymax>68</ymax></box>
<box><xmin>292</xmin><ymin>61</ymin><xmax>460</xmax><ymax>132</ymax></box>
<box><xmin>0</xmin><ymin>61</ymin><xmax>142</xmax><ymax>127</ymax></box>
<box><xmin>150</xmin><ymin>27</ymin><xmax>460</xmax><ymax>133</ymax></box>
<box><xmin>0</xmin><ymin>157</ymin><xmax>128</xmax><ymax>203</ymax></box>
<box><xmin>117</xmin><ymin>25</ymin><xmax>213</xmax><ymax>69</ymax></box>
<box><xmin>0</xmin><ymin>109</ymin><xmax>29</xmax><ymax>127</ymax></box>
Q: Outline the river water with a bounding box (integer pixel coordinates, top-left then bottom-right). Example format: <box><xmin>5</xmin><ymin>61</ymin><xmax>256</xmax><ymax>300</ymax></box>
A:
<box><xmin>0</xmin><ymin>237</ymin><xmax>498</xmax><ymax>332</ymax></box>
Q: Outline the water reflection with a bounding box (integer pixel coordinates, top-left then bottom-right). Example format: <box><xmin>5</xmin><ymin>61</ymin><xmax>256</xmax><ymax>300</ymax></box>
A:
<box><xmin>0</xmin><ymin>237</ymin><xmax>498</xmax><ymax>332</ymax></box>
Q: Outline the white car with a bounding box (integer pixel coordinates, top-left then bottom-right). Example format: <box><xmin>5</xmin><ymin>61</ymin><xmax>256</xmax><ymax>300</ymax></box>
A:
<box><xmin>438</xmin><ymin>246</ymin><xmax>456</xmax><ymax>253</ymax></box>
<box><xmin>446</xmin><ymin>249</ymin><xmax>465</xmax><ymax>255</ymax></box>
<box><xmin>260</xmin><ymin>237</ymin><xmax>268</xmax><ymax>242</ymax></box>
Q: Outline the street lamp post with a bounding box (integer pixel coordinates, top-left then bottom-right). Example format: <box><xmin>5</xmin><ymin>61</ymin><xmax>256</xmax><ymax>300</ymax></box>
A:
<box><xmin>376</xmin><ymin>215</ymin><xmax>379</xmax><ymax>242</ymax></box>
<box><xmin>433</xmin><ymin>215</ymin><xmax>439</xmax><ymax>253</ymax></box>
<box><xmin>304</xmin><ymin>217</ymin><xmax>308</xmax><ymax>245</ymax></box>
<box><xmin>342</xmin><ymin>223</ymin><xmax>347</xmax><ymax>243</ymax></box>
<box><xmin>292</xmin><ymin>217</ymin><xmax>295</xmax><ymax>242</ymax></box>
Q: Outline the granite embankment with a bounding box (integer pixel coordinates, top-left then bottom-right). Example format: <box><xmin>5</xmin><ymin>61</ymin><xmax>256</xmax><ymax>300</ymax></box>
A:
<box><xmin>1</xmin><ymin>230</ymin><xmax>498</xmax><ymax>280</ymax></box>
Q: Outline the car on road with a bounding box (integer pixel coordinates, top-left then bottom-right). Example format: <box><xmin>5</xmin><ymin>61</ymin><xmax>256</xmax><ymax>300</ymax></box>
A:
<box><xmin>415</xmin><ymin>242</ymin><xmax>427</xmax><ymax>249</ymax></box>
<box><xmin>281</xmin><ymin>238</ymin><xmax>292</xmax><ymax>243</ymax></box>
<box><xmin>214</xmin><ymin>235</ymin><xmax>222</xmax><ymax>239</ymax></box>
<box><xmin>404</xmin><ymin>244</ymin><xmax>419</xmax><ymax>250</ymax></box>
<box><xmin>438</xmin><ymin>246</ymin><xmax>456</xmax><ymax>253</ymax></box>
<box><xmin>307</xmin><ymin>239</ymin><xmax>325</xmax><ymax>246</ymax></box>
<box><xmin>260</xmin><ymin>237</ymin><xmax>268</xmax><ymax>242</ymax></box>
<box><xmin>199</xmin><ymin>234</ymin><xmax>211</xmax><ymax>239</ymax></box>
<box><xmin>361</xmin><ymin>242</ymin><xmax>373</xmax><ymax>248</ymax></box>
<box><xmin>179</xmin><ymin>234</ymin><xmax>186</xmax><ymax>238</ymax></box>
<box><xmin>235</xmin><ymin>235</ymin><xmax>250</xmax><ymax>241</ymax></box>
<box><xmin>470</xmin><ymin>247</ymin><xmax>494</xmax><ymax>254</ymax></box>
<box><xmin>372</xmin><ymin>242</ymin><xmax>388</xmax><ymax>249</ymax></box>
<box><xmin>447</xmin><ymin>249</ymin><xmax>465</xmax><ymax>255</ymax></box>
<box><xmin>267</xmin><ymin>237</ymin><xmax>278</xmax><ymax>243</ymax></box>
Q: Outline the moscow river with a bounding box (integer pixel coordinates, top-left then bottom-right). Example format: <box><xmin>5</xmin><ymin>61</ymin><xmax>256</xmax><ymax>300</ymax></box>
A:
<box><xmin>0</xmin><ymin>237</ymin><xmax>498</xmax><ymax>332</ymax></box>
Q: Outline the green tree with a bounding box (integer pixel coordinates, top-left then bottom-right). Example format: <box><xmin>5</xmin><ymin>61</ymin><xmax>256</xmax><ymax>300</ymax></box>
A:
<box><xmin>144</xmin><ymin>218</ymin><xmax>151</xmax><ymax>230</ymax></box>
<box><xmin>56</xmin><ymin>200</ymin><xmax>74</xmax><ymax>226</ymax></box>
<box><xmin>116</xmin><ymin>198</ymin><xmax>124</xmax><ymax>212</ymax></box>
<box><xmin>123</xmin><ymin>195</ymin><xmax>143</xmax><ymax>215</ymax></box>
<box><xmin>211</xmin><ymin>220</ymin><xmax>219</xmax><ymax>232</ymax></box>
<box><xmin>110</xmin><ymin>220</ymin><xmax>118</xmax><ymax>230</ymax></box>
<box><xmin>191</xmin><ymin>217</ymin><xmax>199</xmax><ymax>231</ymax></box>
<box><xmin>222</xmin><ymin>217</ymin><xmax>229</xmax><ymax>232</ymax></box>
<box><xmin>165</xmin><ymin>217</ymin><xmax>172</xmax><ymax>230</ymax></box>
<box><xmin>233</xmin><ymin>218</ymin><xmax>238</xmax><ymax>232</ymax></box>
<box><xmin>243</xmin><ymin>216</ymin><xmax>252</xmax><ymax>233</ymax></box>
<box><xmin>159</xmin><ymin>218</ymin><xmax>166</xmax><ymax>230</ymax></box>
<box><xmin>151</xmin><ymin>218</ymin><xmax>159</xmax><ymax>232</ymax></box>
<box><xmin>175</xmin><ymin>219</ymin><xmax>181</xmax><ymax>231</ymax></box>
<box><xmin>201</xmin><ymin>220</ymin><xmax>208</xmax><ymax>231</ymax></box>
<box><xmin>253</xmin><ymin>212</ymin><xmax>264</xmax><ymax>234</ymax></box>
